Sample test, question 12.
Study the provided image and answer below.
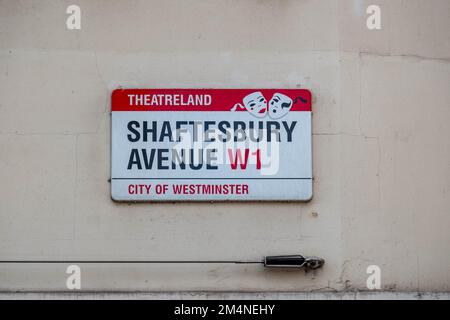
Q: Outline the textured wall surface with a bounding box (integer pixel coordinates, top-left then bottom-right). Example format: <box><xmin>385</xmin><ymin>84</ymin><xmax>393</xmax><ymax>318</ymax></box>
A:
<box><xmin>0</xmin><ymin>0</ymin><xmax>449</xmax><ymax>292</ymax></box>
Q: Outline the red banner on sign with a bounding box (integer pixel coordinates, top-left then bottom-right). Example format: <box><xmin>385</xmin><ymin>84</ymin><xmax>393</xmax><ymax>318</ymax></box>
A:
<box><xmin>111</xmin><ymin>89</ymin><xmax>311</xmax><ymax>112</ymax></box>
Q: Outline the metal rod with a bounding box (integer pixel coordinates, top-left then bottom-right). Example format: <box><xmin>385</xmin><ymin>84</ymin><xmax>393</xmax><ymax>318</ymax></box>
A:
<box><xmin>0</xmin><ymin>255</ymin><xmax>325</xmax><ymax>269</ymax></box>
<box><xmin>0</xmin><ymin>260</ymin><xmax>263</xmax><ymax>264</ymax></box>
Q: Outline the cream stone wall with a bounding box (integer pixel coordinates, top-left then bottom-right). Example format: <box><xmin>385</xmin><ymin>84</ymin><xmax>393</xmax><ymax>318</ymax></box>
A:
<box><xmin>0</xmin><ymin>0</ymin><xmax>449</xmax><ymax>292</ymax></box>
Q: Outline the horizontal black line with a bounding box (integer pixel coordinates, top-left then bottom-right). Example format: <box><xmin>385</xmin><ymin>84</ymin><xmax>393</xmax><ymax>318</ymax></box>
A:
<box><xmin>0</xmin><ymin>261</ymin><xmax>262</xmax><ymax>264</ymax></box>
<box><xmin>112</xmin><ymin>178</ymin><xmax>312</xmax><ymax>180</ymax></box>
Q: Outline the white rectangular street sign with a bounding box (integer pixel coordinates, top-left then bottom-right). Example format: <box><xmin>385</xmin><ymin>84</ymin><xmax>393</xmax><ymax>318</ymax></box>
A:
<box><xmin>111</xmin><ymin>89</ymin><xmax>312</xmax><ymax>201</ymax></box>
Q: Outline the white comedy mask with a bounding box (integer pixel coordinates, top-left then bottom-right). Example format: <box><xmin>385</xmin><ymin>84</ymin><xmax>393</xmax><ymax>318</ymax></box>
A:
<box><xmin>241</xmin><ymin>91</ymin><xmax>268</xmax><ymax>118</ymax></box>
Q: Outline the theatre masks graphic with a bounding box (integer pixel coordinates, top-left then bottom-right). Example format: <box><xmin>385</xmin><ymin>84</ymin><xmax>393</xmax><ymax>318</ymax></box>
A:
<box><xmin>231</xmin><ymin>91</ymin><xmax>268</xmax><ymax>118</ymax></box>
<box><xmin>231</xmin><ymin>91</ymin><xmax>308</xmax><ymax>119</ymax></box>
<box><xmin>267</xmin><ymin>93</ymin><xmax>294</xmax><ymax>119</ymax></box>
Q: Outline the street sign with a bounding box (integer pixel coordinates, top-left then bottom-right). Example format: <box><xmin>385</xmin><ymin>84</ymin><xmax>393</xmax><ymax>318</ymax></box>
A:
<box><xmin>111</xmin><ymin>89</ymin><xmax>312</xmax><ymax>201</ymax></box>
